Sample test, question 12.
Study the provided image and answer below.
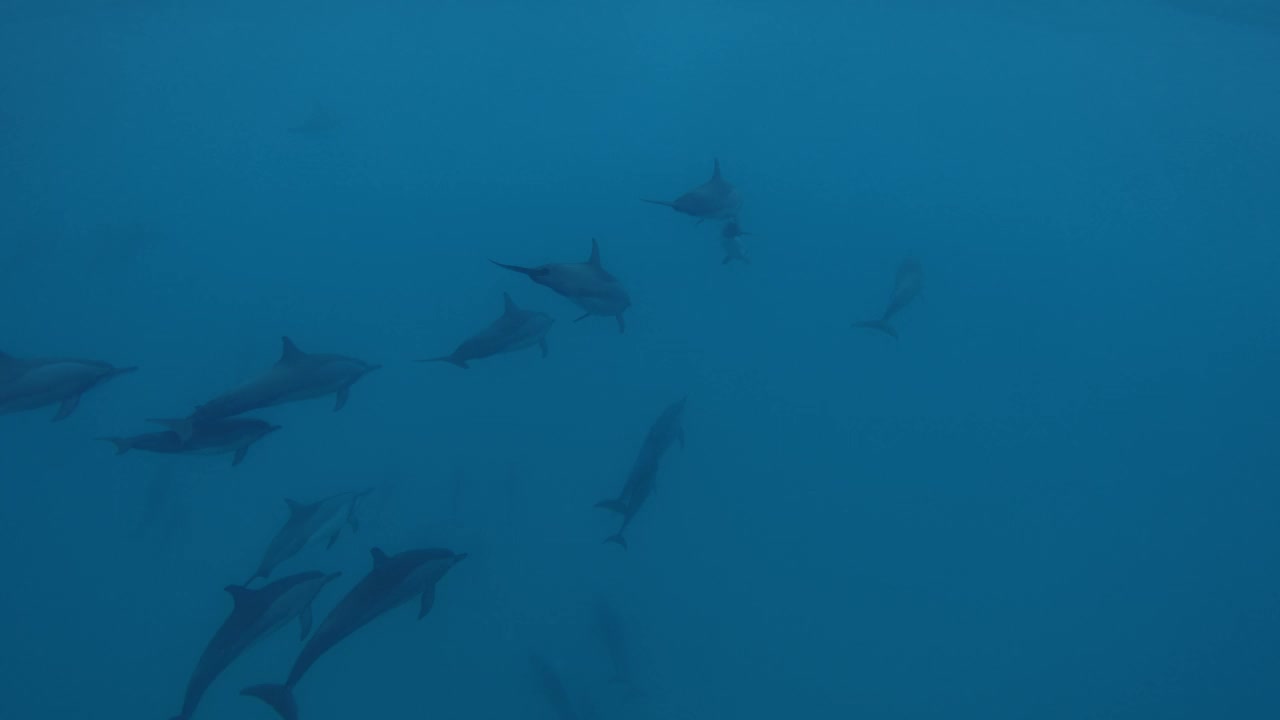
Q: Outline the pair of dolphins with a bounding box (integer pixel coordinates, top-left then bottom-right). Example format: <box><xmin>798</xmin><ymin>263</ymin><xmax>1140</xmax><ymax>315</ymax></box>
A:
<box><xmin>103</xmin><ymin>337</ymin><xmax>379</xmax><ymax>466</ymax></box>
<box><xmin>170</xmin><ymin>546</ymin><xmax>466</xmax><ymax>720</ymax></box>
<box><xmin>595</xmin><ymin>397</ymin><xmax>687</xmax><ymax>549</ymax></box>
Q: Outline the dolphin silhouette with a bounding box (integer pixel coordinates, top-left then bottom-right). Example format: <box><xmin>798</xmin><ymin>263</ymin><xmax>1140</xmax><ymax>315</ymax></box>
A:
<box><xmin>0</xmin><ymin>351</ymin><xmax>135</xmax><ymax>421</ymax></box>
<box><xmin>491</xmin><ymin>239</ymin><xmax>631</xmax><ymax>333</ymax></box>
<box><xmin>643</xmin><ymin>159</ymin><xmax>741</xmax><ymax>221</ymax></box>
<box><xmin>420</xmin><ymin>293</ymin><xmax>555</xmax><ymax>369</ymax></box>
<box><xmin>101</xmin><ymin>417</ymin><xmax>281</xmax><ymax>467</ymax></box>
<box><xmin>595</xmin><ymin>397</ymin><xmax>687</xmax><ymax>548</ymax></box>
<box><xmin>853</xmin><ymin>258</ymin><xmax>923</xmax><ymax>339</ymax></box>
<box><xmin>248</xmin><ymin>489</ymin><xmax>374</xmax><ymax>583</ymax></box>
<box><xmin>242</xmin><ymin>547</ymin><xmax>467</xmax><ymax>720</ymax></box>
<box><xmin>168</xmin><ymin>571</ymin><xmax>341</xmax><ymax>720</ymax></box>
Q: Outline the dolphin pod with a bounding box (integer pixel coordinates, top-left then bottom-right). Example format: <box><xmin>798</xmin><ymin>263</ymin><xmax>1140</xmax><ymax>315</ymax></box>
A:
<box><xmin>242</xmin><ymin>547</ymin><xmax>467</xmax><ymax>720</ymax></box>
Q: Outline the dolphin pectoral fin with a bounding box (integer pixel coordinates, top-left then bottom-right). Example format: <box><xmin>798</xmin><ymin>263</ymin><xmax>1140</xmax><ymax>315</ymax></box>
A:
<box><xmin>232</xmin><ymin>446</ymin><xmax>249</xmax><ymax>467</ymax></box>
<box><xmin>51</xmin><ymin>394</ymin><xmax>81</xmax><ymax>421</ymax></box>
<box><xmin>299</xmin><ymin>605</ymin><xmax>313</xmax><ymax>640</ymax></box>
<box><xmin>616</xmin><ymin>313</ymin><xmax>626</xmax><ymax>334</ymax></box>
<box><xmin>419</xmin><ymin>584</ymin><xmax>436</xmax><ymax>619</ymax></box>
<box><xmin>326</xmin><ymin>529</ymin><xmax>341</xmax><ymax>549</ymax></box>
<box><xmin>100</xmin><ymin>437</ymin><xmax>132</xmax><ymax>455</ymax></box>
<box><xmin>335</xmin><ymin>387</ymin><xmax>349</xmax><ymax>411</ymax></box>
<box><xmin>242</xmin><ymin>684</ymin><xmax>298</xmax><ymax>720</ymax></box>
<box><xmin>595</xmin><ymin>499</ymin><xmax>628</xmax><ymax>514</ymax></box>
<box><xmin>852</xmin><ymin>319</ymin><xmax>898</xmax><ymax>339</ymax></box>
<box><xmin>539</xmin><ymin>338</ymin><xmax>549</xmax><ymax>358</ymax></box>
<box><xmin>604</xmin><ymin>533</ymin><xmax>628</xmax><ymax>549</ymax></box>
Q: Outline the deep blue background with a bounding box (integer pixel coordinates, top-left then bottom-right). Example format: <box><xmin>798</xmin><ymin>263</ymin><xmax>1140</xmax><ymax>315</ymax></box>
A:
<box><xmin>2</xmin><ymin>1</ymin><xmax>1278</xmax><ymax>718</ymax></box>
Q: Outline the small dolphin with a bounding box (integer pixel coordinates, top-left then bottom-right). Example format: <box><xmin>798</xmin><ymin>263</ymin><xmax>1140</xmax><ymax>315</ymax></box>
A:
<box><xmin>643</xmin><ymin>158</ymin><xmax>741</xmax><ymax>221</ymax></box>
<box><xmin>491</xmin><ymin>239</ymin><xmax>631</xmax><ymax>333</ymax></box>
<box><xmin>595</xmin><ymin>398</ymin><xmax>686</xmax><ymax>549</ymax></box>
<box><xmin>0</xmin><ymin>351</ymin><xmax>136</xmax><ymax>421</ymax></box>
<box><xmin>249</xmin><ymin>489</ymin><xmax>374</xmax><ymax>583</ymax></box>
<box><xmin>102</xmin><ymin>418</ymin><xmax>281</xmax><ymax>467</ymax></box>
<box><xmin>420</xmin><ymin>293</ymin><xmax>555</xmax><ymax>369</ymax></box>
<box><xmin>720</xmin><ymin>218</ymin><xmax>750</xmax><ymax>265</ymax></box>
<box><xmin>156</xmin><ymin>337</ymin><xmax>379</xmax><ymax>440</ymax></box>
<box><xmin>242</xmin><ymin>547</ymin><xmax>467</xmax><ymax>720</ymax></box>
<box><xmin>594</xmin><ymin>597</ymin><xmax>633</xmax><ymax>686</ymax></box>
<box><xmin>168</xmin><ymin>571</ymin><xmax>341</xmax><ymax>720</ymax></box>
<box><xmin>530</xmin><ymin>654</ymin><xmax>585</xmax><ymax>720</ymax></box>
<box><xmin>853</xmin><ymin>258</ymin><xmax>923</xmax><ymax>339</ymax></box>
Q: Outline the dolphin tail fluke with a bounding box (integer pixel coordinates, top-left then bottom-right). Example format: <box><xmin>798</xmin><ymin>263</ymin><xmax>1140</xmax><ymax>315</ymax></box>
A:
<box><xmin>852</xmin><ymin>319</ymin><xmax>897</xmax><ymax>338</ymax></box>
<box><xmin>595</xmin><ymin>499</ymin><xmax>627</xmax><ymax>514</ymax></box>
<box><xmin>147</xmin><ymin>417</ymin><xmax>195</xmax><ymax>443</ymax></box>
<box><xmin>100</xmin><ymin>437</ymin><xmax>133</xmax><ymax>455</ymax></box>
<box><xmin>419</xmin><ymin>355</ymin><xmax>468</xmax><ymax>369</ymax></box>
<box><xmin>605</xmin><ymin>533</ymin><xmax>628</xmax><ymax>550</ymax></box>
<box><xmin>242</xmin><ymin>684</ymin><xmax>298</xmax><ymax>720</ymax></box>
<box><xmin>641</xmin><ymin>198</ymin><xmax>675</xmax><ymax>208</ymax></box>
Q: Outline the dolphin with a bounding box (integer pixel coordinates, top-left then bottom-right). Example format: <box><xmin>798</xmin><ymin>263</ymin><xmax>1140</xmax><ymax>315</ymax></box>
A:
<box><xmin>249</xmin><ymin>489</ymin><xmax>374</xmax><ymax>583</ymax></box>
<box><xmin>853</xmin><ymin>258</ymin><xmax>923</xmax><ymax>339</ymax></box>
<box><xmin>101</xmin><ymin>418</ymin><xmax>281</xmax><ymax>467</ymax></box>
<box><xmin>529</xmin><ymin>653</ymin><xmax>585</xmax><ymax>720</ymax></box>
<box><xmin>156</xmin><ymin>337</ymin><xmax>379</xmax><ymax>441</ymax></box>
<box><xmin>720</xmin><ymin>218</ymin><xmax>750</xmax><ymax>265</ymax></box>
<box><xmin>0</xmin><ymin>351</ymin><xmax>136</xmax><ymax>421</ymax></box>
<box><xmin>242</xmin><ymin>547</ymin><xmax>467</xmax><ymax>720</ymax></box>
<box><xmin>491</xmin><ymin>239</ymin><xmax>631</xmax><ymax>333</ymax></box>
<box><xmin>594</xmin><ymin>597</ymin><xmax>633</xmax><ymax>686</ymax></box>
<box><xmin>419</xmin><ymin>293</ymin><xmax>555</xmax><ymax>369</ymax></box>
<box><xmin>643</xmin><ymin>158</ymin><xmax>741</xmax><ymax>221</ymax></box>
<box><xmin>168</xmin><ymin>571</ymin><xmax>341</xmax><ymax>720</ymax></box>
<box><xmin>595</xmin><ymin>398</ymin><xmax>686</xmax><ymax>549</ymax></box>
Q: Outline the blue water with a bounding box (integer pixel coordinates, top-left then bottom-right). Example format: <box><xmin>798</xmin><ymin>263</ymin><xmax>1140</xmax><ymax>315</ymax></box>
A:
<box><xmin>2</xmin><ymin>1</ymin><xmax>1278</xmax><ymax>718</ymax></box>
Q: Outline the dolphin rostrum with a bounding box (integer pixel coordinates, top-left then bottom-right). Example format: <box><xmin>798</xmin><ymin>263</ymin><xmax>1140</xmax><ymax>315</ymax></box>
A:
<box><xmin>595</xmin><ymin>397</ymin><xmax>686</xmax><ymax>549</ymax></box>
<box><xmin>720</xmin><ymin>218</ymin><xmax>750</xmax><ymax>265</ymax></box>
<box><xmin>168</xmin><ymin>571</ymin><xmax>341</xmax><ymax>720</ymax></box>
<box><xmin>156</xmin><ymin>337</ymin><xmax>379</xmax><ymax>440</ymax></box>
<box><xmin>102</xmin><ymin>417</ymin><xmax>280</xmax><ymax>467</ymax></box>
<box><xmin>491</xmin><ymin>239</ymin><xmax>631</xmax><ymax>333</ymax></box>
<box><xmin>420</xmin><ymin>293</ymin><xmax>555</xmax><ymax>369</ymax></box>
<box><xmin>853</xmin><ymin>258</ymin><xmax>922</xmax><ymax>339</ymax></box>
<box><xmin>0</xmin><ymin>351</ymin><xmax>135</xmax><ymax>421</ymax></box>
<box><xmin>249</xmin><ymin>489</ymin><xmax>374</xmax><ymax>583</ymax></box>
<box><xmin>242</xmin><ymin>547</ymin><xmax>467</xmax><ymax>720</ymax></box>
<box><xmin>643</xmin><ymin>158</ymin><xmax>741</xmax><ymax>221</ymax></box>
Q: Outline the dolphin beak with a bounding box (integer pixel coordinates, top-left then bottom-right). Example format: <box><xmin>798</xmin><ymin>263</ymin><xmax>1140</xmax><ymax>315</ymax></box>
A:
<box><xmin>452</xmin><ymin>552</ymin><xmax>469</xmax><ymax>564</ymax></box>
<box><xmin>112</xmin><ymin>366</ymin><xmax>140</xmax><ymax>377</ymax></box>
<box><xmin>364</xmin><ymin>364</ymin><xmax>383</xmax><ymax>374</ymax></box>
<box><xmin>267</xmin><ymin>424</ymin><xmax>284</xmax><ymax>433</ymax></box>
<box><xmin>490</xmin><ymin>260</ymin><xmax>541</xmax><ymax>277</ymax></box>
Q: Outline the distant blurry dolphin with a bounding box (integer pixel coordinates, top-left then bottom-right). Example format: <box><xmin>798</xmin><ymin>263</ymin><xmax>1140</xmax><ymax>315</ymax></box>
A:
<box><xmin>156</xmin><ymin>337</ymin><xmax>379</xmax><ymax>441</ymax></box>
<box><xmin>720</xmin><ymin>218</ymin><xmax>750</xmax><ymax>265</ymax></box>
<box><xmin>249</xmin><ymin>489</ymin><xmax>374</xmax><ymax>583</ymax></box>
<box><xmin>420</xmin><ymin>293</ymin><xmax>555</xmax><ymax>369</ymax></box>
<box><xmin>529</xmin><ymin>653</ymin><xmax>585</xmax><ymax>720</ymax></box>
<box><xmin>853</xmin><ymin>258</ymin><xmax>923</xmax><ymax>339</ymax></box>
<box><xmin>168</xmin><ymin>571</ymin><xmax>341</xmax><ymax>720</ymax></box>
<box><xmin>595</xmin><ymin>397</ymin><xmax>686</xmax><ymax>549</ymax></box>
<box><xmin>643</xmin><ymin>158</ymin><xmax>741</xmax><ymax>221</ymax></box>
<box><xmin>491</xmin><ymin>239</ymin><xmax>631</xmax><ymax>333</ymax></box>
<box><xmin>0</xmin><ymin>351</ymin><xmax>136</xmax><ymax>421</ymax></box>
<box><xmin>594</xmin><ymin>597</ymin><xmax>634</xmax><ymax>686</ymax></box>
<box><xmin>242</xmin><ymin>547</ymin><xmax>467</xmax><ymax>720</ymax></box>
<box><xmin>102</xmin><ymin>418</ymin><xmax>281</xmax><ymax>467</ymax></box>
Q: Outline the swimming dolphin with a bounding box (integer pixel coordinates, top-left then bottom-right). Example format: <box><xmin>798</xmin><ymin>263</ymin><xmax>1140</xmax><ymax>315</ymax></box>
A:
<box><xmin>643</xmin><ymin>158</ymin><xmax>741</xmax><ymax>221</ymax></box>
<box><xmin>249</xmin><ymin>489</ymin><xmax>374</xmax><ymax>583</ymax></box>
<box><xmin>168</xmin><ymin>571</ymin><xmax>341</xmax><ymax>720</ymax></box>
<box><xmin>101</xmin><ymin>417</ymin><xmax>281</xmax><ymax>467</ymax></box>
<box><xmin>241</xmin><ymin>547</ymin><xmax>467</xmax><ymax>720</ymax></box>
<box><xmin>595</xmin><ymin>398</ymin><xmax>686</xmax><ymax>549</ymax></box>
<box><xmin>491</xmin><ymin>239</ymin><xmax>631</xmax><ymax>333</ymax></box>
<box><xmin>720</xmin><ymin>218</ymin><xmax>750</xmax><ymax>265</ymax></box>
<box><xmin>419</xmin><ymin>293</ymin><xmax>555</xmax><ymax>369</ymax></box>
<box><xmin>530</xmin><ymin>653</ymin><xmax>586</xmax><ymax>720</ymax></box>
<box><xmin>0</xmin><ymin>351</ymin><xmax>136</xmax><ymax>421</ymax></box>
<box><xmin>853</xmin><ymin>258</ymin><xmax>923</xmax><ymax>339</ymax></box>
<box><xmin>594</xmin><ymin>597</ymin><xmax>634</xmax><ymax>686</ymax></box>
<box><xmin>156</xmin><ymin>337</ymin><xmax>379</xmax><ymax>441</ymax></box>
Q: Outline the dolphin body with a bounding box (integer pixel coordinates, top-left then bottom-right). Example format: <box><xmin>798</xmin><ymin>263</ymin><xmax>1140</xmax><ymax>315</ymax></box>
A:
<box><xmin>643</xmin><ymin>159</ymin><xmax>741</xmax><ymax>221</ymax></box>
<box><xmin>720</xmin><ymin>218</ymin><xmax>750</xmax><ymax>265</ymax></box>
<box><xmin>853</xmin><ymin>258</ymin><xmax>923</xmax><ymax>339</ymax></box>
<box><xmin>158</xmin><ymin>337</ymin><xmax>379</xmax><ymax>440</ymax></box>
<box><xmin>530</xmin><ymin>654</ymin><xmax>586</xmax><ymax>720</ymax></box>
<box><xmin>491</xmin><ymin>239</ymin><xmax>631</xmax><ymax>333</ymax></box>
<box><xmin>102</xmin><ymin>418</ymin><xmax>280</xmax><ymax>466</ymax></box>
<box><xmin>420</xmin><ymin>293</ymin><xmax>555</xmax><ymax>369</ymax></box>
<box><xmin>0</xmin><ymin>351</ymin><xmax>135</xmax><ymax>421</ymax></box>
<box><xmin>249</xmin><ymin>489</ymin><xmax>374</xmax><ymax>583</ymax></box>
<box><xmin>594</xmin><ymin>597</ymin><xmax>633</xmax><ymax>686</ymax></box>
<box><xmin>242</xmin><ymin>547</ymin><xmax>467</xmax><ymax>720</ymax></box>
<box><xmin>169</xmin><ymin>571</ymin><xmax>341</xmax><ymax>720</ymax></box>
<box><xmin>595</xmin><ymin>398</ymin><xmax>686</xmax><ymax>549</ymax></box>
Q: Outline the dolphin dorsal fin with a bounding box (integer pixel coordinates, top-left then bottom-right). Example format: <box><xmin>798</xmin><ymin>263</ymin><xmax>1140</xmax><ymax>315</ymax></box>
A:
<box><xmin>279</xmin><ymin>337</ymin><xmax>306</xmax><ymax>365</ymax></box>
<box><xmin>285</xmin><ymin>498</ymin><xmax>305</xmax><ymax>515</ymax></box>
<box><xmin>711</xmin><ymin>158</ymin><xmax>722</xmax><ymax>181</ymax></box>
<box><xmin>502</xmin><ymin>292</ymin><xmax>519</xmax><ymax>316</ymax></box>
<box><xmin>224</xmin><ymin>584</ymin><xmax>254</xmax><ymax>607</ymax></box>
<box><xmin>587</xmin><ymin>239</ymin><xmax>602</xmax><ymax>268</ymax></box>
<box><xmin>370</xmin><ymin>547</ymin><xmax>390</xmax><ymax>568</ymax></box>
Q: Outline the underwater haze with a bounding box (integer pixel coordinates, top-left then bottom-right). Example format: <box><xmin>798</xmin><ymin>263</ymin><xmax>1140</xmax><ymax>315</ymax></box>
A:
<box><xmin>2</xmin><ymin>1</ymin><xmax>1278</xmax><ymax>718</ymax></box>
